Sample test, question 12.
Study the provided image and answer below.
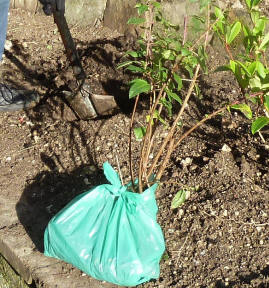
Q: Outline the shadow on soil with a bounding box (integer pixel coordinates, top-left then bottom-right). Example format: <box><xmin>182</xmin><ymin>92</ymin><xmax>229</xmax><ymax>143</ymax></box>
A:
<box><xmin>16</xmin><ymin>163</ymin><xmax>107</xmax><ymax>253</ymax></box>
<box><xmin>15</xmin><ymin>117</ymin><xmax>111</xmax><ymax>252</ymax></box>
<box><xmin>215</xmin><ymin>265</ymin><xmax>269</xmax><ymax>287</ymax></box>
<box><xmin>3</xmin><ymin>35</ymin><xmax>134</xmax><ymax>122</ymax></box>
<box><xmin>9</xmin><ymin>35</ymin><xmax>133</xmax><ymax>254</ymax></box>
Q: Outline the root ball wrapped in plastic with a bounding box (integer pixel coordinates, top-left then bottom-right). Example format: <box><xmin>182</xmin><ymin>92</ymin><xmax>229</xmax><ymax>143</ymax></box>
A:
<box><xmin>44</xmin><ymin>162</ymin><xmax>165</xmax><ymax>286</ymax></box>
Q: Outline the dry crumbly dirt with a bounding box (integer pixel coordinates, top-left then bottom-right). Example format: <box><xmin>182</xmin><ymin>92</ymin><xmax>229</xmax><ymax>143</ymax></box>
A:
<box><xmin>0</xmin><ymin>8</ymin><xmax>269</xmax><ymax>288</ymax></box>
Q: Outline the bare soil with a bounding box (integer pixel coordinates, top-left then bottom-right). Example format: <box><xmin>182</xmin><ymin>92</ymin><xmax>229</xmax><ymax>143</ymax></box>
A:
<box><xmin>0</xmin><ymin>8</ymin><xmax>269</xmax><ymax>288</ymax></box>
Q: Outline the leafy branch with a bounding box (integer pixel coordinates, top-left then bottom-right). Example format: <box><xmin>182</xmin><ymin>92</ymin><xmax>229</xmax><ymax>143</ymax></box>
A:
<box><xmin>213</xmin><ymin>0</ymin><xmax>269</xmax><ymax>134</ymax></box>
<box><xmin>119</xmin><ymin>0</ymin><xmax>268</xmax><ymax>195</ymax></box>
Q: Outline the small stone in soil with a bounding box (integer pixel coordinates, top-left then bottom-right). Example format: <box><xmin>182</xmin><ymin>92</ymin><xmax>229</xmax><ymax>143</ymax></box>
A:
<box><xmin>83</xmin><ymin>178</ymin><xmax>90</xmax><ymax>185</ymax></box>
<box><xmin>181</xmin><ymin>157</ymin><xmax>193</xmax><ymax>167</ymax></box>
<box><xmin>178</xmin><ymin>209</ymin><xmax>184</xmax><ymax>217</ymax></box>
<box><xmin>256</xmin><ymin>226</ymin><xmax>263</xmax><ymax>232</ymax></box>
<box><xmin>221</xmin><ymin>144</ymin><xmax>232</xmax><ymax>152</ymax></box>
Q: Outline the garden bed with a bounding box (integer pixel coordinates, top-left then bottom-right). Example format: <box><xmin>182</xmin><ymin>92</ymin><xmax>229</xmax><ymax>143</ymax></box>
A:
<box><xmin>0</xmin><ymin>8</ymin><xmax>268</xmax><ymax>288</ymax></box>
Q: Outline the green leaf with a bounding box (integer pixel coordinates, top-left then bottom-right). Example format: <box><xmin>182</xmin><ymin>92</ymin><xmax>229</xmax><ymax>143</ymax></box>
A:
<box><xmin>160</xmin><ymin>97</ymin><xmax>173</xmax><ymax>117</ymax></box>
<box><xmin>127</xmin><ymin>17</ymin><xmax>145</xmax><ymax>25</ymax></box>
<box><xmin>229</xmin><ymin>60</ymin><xmax>236</xmax><ymax>72</ymax></box>
<box><xmin>191</xmin><ymin>15</ymin><xmax>205</xmax><ymax>33</ymax></box>
<box><xmin>256</xmin><ymin>61</ymin><xmax>266</xmax><ymax>78</ymax></box>
<box><xmin>134</xmin><ymin>126</ymin><xmax>146</xmax><ymax>140</ymax></box>
<box><xmin>260</xmin><ymin>75</ymin><xmax>269</xmax><ymax>89</ymax></box>
<box><xmin>264</xmin><ymin>94</ymin><xmax>269</xmax><ymax>111</ymax></box>
<box><xmin>235</xmin><ymin>60</ymin><xmax>251</xmax><ymax>76</ymax></box>
<box><xmin>170</xmin><ymin>40</ymin><xmax>182</xmax><ymax>52</ymax></box>
<box><xmin>162</xmin><ymin>49</ymin><xmax>172</xmax><ymax>59</ymax></box>
<box><xmin>253</xmin><ymin>0</ymin><xmax>262</xmax><ymax>6</ymax></box>
<box><xmin>117</xmin><ymin>60</ymin><xmax>135</xmax><ymax>69</ymax></box>
<box><xmin>259</xmin><ymin>32</ymin><xmax>269</xmax><ymax>50</ymax></box>
<box><xmin>245</xmin><ymin>0</ymin><xmax>251</xmax><ymax>9</ymax></box>
<box><xmin>226</xmin><ymin>22</ymin><xmax>242</xmax><ymax>45</ymax></box>
<box><xmin>246</xmin><ymin>93</ymin><xmax>258</xmax><ymax>103</ymax></box>
<box><xmin>171</xmin><ymin>190</ymin><xmax>187</xmax><ymax>209</ymax></box>
<box><xmin>215</xmin><ymin>65</ymin><xmax>232</xmax><ymax>72</ymax></box>
<box><xmin>242</xmin><ymin>24</ymin><xmax>251</xmax><ymax>37</ymax></box>
<box><xmin>245</xmin><ymin>0</ymin><xmax>261</xmax><ymax>9</ymax></box>
<box><xmin>247</xmin><ymin>0</ymin><xmax>261</xmax><ymax>9</ymax></box>
<box><xmin>214</xmin><ymin>6</ymin><xmax>224</xmax><ymax>20</ymax></box>
<box><xmin>152</xmin><ymin>109</ymin><xmax>168</xmax><ymax>126</ymax></box>
<box><xmin>152</xmin><ymin>1</ymin><xmax>161</xmax><ymax>9</ymax></box>
<box><xmin>198</xmin><ymin>47</ymin><xmax>208</xmax><ymax>73</ymax></box>
<box><xmin>253</xmin><ymin>18</ymin><xmax>266</xmax><ymax>35</ymax></box>
<box><xmin>251</xmin><ymin>116</ymin><xmax>269</xmax><ymax>134</ymax></box>
<box><xmin>185</xmin><ymin>65</ymin><xmax>194</xmax><ymax>78</ymax></box>
<box><xmin>199</xmin><ymin>0</ymin><xmax>211</xmax><ymax>10</ymax></box>
<box><xmin>192</xmin><ymin>15</ymin><xmax>205</xmax><ymax>24</ymax></box>
<box><xmin>129</xmin><ymin>79</ymin><xmax>150</xmax><ymax>98</ymax></box>
<box><xmin>194</xmin><ymin>83</ymin><xmax>201</xmax><ymax>98</ymax></box>
<box><xmin>249</xmin><ymin>76</ymin><xmax>262</xmax><ymax>90</ymax></box>
<box><xmin>166</xmin><ymin>90</ymin><xmax>182</xmax><ymax>105</ymax></box>
<box><xmin>181</xmin><ymin>48</ymin><xmax>191</xmax><ymax>56</ymax></box>
<box><xmin>188</xmin><ymin>56</ymin><xmax>198</xmax><ymax>67</ymax></box>
<box><xmin>125</xmin><ymin>65</ymin><xmax>144</xmax><ymax>73</ymax></box>
<box><xmin>126</xmin><ymin>50</ymin><xmax>139</xmax><ymax>58</ymax></box>
<box><xmin>173</xmin><ymin>73</ymin><xmax>183</xmax><ymax>90</ymax></box>
<box><xmin>261</xmin><ymin>83</ymin><xmax>269</xmax><ymax>90</ymax></box>
<box><xmin>251</xmin><ymin>11</ymin><xmax>260</xmax><ymax>25</ymax></box>
<box><xmin>160</xmin><ymin>69</ymin><xmax>168</xmax><ymax>82</ymax></box>
<box><xmin>161</xmin><ymin>251</ymin><xmax>169</xmax><ymax>261</ymax></box>
<box><xmin>231</xmin><ymin>104</ymin><xmax>252</xmax><ymax>119</ymax></box>
<box><xmin>247</xmin><ymin>61</ymin><xmax>257</xmax><ymax>75</ymax></box>
<box><xmin>135</xmin><ymin>4</ymin><xmax>148</xmax><ymax>15</ymax></box>
<box><xmin>235</xmin><ymin>69</ymin><xmax>249</xmax><ymax>89</ymax></box>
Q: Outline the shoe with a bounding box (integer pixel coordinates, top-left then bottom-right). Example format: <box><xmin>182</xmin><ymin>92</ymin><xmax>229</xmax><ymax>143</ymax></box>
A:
<box><xmin>0</xmin><ymin>84</ymin><xmax>40</xmax><ymax>112</ymax></box>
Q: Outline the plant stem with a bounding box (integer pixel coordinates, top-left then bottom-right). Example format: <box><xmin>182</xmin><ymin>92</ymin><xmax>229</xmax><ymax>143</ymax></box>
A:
<box><xmin>225</xmin><ymin>43</ymin><xmax>234</xmax><ymax>60</ymax></box>
<box><xmin>173</xmin><ymin>106</ymin><xmax>226</xmax><ymax>150</ymax></box>
<box><xmin>137</xmin><ymin>3</ymin><xmax>156</xmax><ymax>193</ymax></box>
<box><xmin>190</xmin><ymin>17</ymin><xmax>220</xmax><ymax>52</ymax></box>
<box><xmin>138</xmin><ymin>82</ymin><xmax>168</xmax><ymax>193</ymax></box>
<box><xmin>145</xmin><ymin>3</ymin><xmax>154</xmax><ymax>67</ymax></box>
<box><xmin>262</xmin><ymin>51</ymin><xmax>268</xmax><ymax>68</ymax></box>
<box><xmin>147</xmin><ymin>64</ymin><xmax>201</xmax><ymax>179</ymax></box>
<box><xmin>183</xmin><ymin>15</ymin><xmax>188</xmax><ymax>46</ymax></box>
<box><xmin>156</xmin><ymin>138</ymin><xmax>174</xmax><ymax>180</ymax></box>
<box><xmin>137</xmin><ymin>1</ymin><xmax>216</xmax><ymax>191</ymax></box>
<box><xmin>155</xmin><ymin>106</ymin><xmax>226</xmax><ymax>181</ymax></box>
<box><xmin>129</xmin><ymin>94</ymin><xmax>140</xmax><ymax>191</ymax></box>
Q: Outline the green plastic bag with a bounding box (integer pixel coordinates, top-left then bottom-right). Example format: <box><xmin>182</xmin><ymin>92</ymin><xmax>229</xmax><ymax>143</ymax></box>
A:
<box><xmin>44</xmin><ymin>162</ymin><xmax>165</xmax><ymax>286</ymax></box>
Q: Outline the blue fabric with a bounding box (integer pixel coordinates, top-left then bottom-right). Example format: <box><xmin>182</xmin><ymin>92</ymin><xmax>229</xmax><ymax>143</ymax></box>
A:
<box><xmin>0</xmin><ymin>0</ymin><xmax>10</xmax><ymax>61</ymax></box>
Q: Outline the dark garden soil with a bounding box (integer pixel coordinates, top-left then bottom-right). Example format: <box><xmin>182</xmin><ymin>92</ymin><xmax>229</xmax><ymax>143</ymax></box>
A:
<box><xmin>0</xmin><ymin>8</ymin><xmax>269</xmax><ymax>288</ymax></box>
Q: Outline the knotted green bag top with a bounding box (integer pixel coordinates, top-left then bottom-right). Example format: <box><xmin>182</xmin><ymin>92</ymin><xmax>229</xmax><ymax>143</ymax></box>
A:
<box><xmin>44</xmin><ymin>162</ymin><xmax>165</xmax><ymax>287</ymax></box>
